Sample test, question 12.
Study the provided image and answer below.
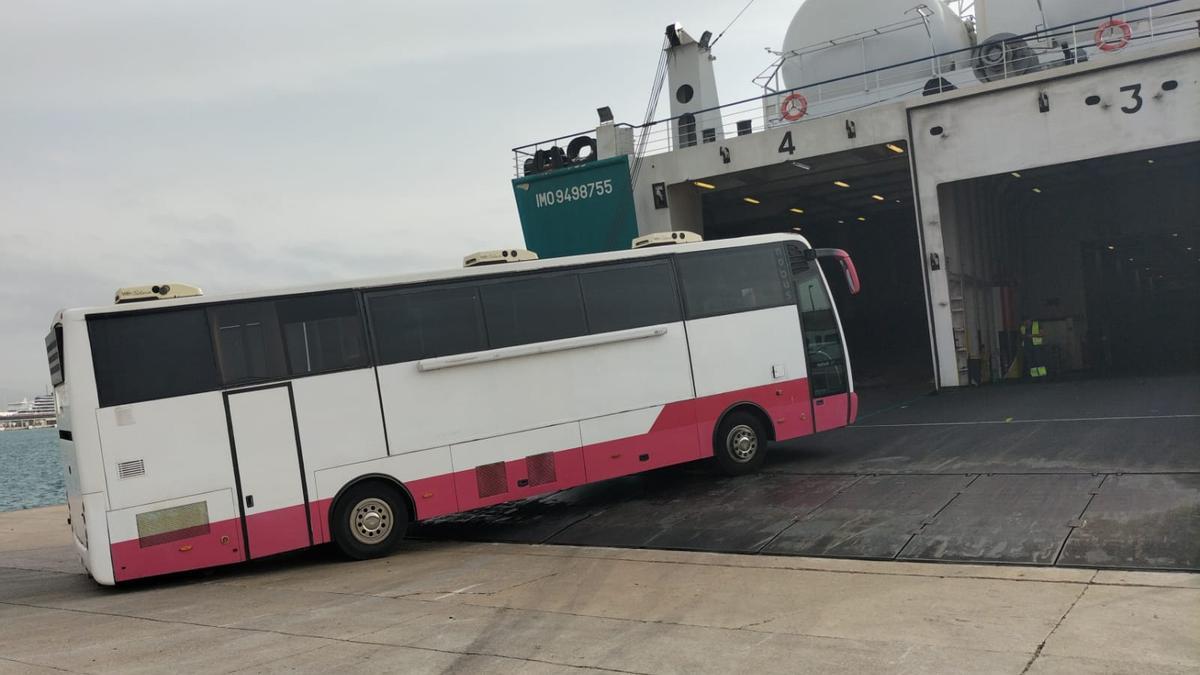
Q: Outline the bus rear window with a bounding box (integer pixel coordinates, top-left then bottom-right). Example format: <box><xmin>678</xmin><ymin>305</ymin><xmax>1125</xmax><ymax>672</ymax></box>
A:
<box><xmin>89</xmin><ymin>309</ymin><xmax>220</xmax><ymax>407</ymax></box>
<box><xmin>46</xmin><ymin>325</ymin><xmax>64</xmax><ymax>386</ymax></box>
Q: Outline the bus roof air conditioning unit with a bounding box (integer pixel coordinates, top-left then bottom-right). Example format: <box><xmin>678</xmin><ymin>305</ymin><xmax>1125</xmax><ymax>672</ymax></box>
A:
<box><xmin>632</xmin><ymin>231</ymin><xmax>704</xmax><ymax>249</ymax></box>
<box><xmin>114</xmin><ymin>283</ymin><xmax>203</xmax><ymax>304</ymax></box>
<box><xmin>973</xmin><ymin>33</ymin><xmax>1040</xmax><ymax>83</ymax></box>
<box><xmin>463</xmin><ymin>249</ymin><xmax>539</xmax><ymax>268</ymax></box>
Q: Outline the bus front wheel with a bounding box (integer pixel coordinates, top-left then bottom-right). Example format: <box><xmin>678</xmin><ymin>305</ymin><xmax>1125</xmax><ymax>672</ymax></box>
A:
<box><xmin>713</xmin><ymin>410</ymin><xmax>768</xmax><ymax>476</ymax></box>
<box><xmin>331</xmin><ymin>481</ymin><xmax>409</xmax><ymax>560</ymax></box>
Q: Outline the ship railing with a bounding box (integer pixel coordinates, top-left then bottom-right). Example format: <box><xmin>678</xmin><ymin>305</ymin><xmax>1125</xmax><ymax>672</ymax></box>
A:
<box><xmin>511</xmin><ymin>0</ymin><xmax>1199</xmax><ymax>176</ymax></box>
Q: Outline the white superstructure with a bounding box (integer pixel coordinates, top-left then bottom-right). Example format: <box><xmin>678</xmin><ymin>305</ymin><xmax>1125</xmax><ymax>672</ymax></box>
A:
<box><xmin>514</xmin><ymin>0</ymin><xmax>1200</xmax><ymax>389</ymax></box>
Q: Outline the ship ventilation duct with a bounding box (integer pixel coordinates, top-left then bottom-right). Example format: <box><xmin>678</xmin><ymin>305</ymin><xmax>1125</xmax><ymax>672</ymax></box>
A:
<box><xmin>972</xmin><ymin>33</ymin><xmax>1040</xmax><ymax>82</ymax></box>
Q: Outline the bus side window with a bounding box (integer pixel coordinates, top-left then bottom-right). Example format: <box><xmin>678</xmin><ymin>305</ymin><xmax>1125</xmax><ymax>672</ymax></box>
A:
<box><xmin>88</xmin><ymin>309</ymin><xmax>220</xmax><ymax>407</ymax></box>
<box><xmin>207</xmin><ymin>302</ymin><xmax>287</xmax><ymax>386</ymax></box>
<box><xmin>275</xmin><ymin>292</ymin><xmax>368</xmax><ymax>376</ymax></box>
<box><xmin>367</xmin><ymin>285</ymin><xmax>488</xmax><ymax>364</ymax></box>
<box><xmin>480</xmin><ymin>273</ymin><xmax>588</xmax><ymax>349</ymax></box>
<box><xmin>676</xmin><ymin>245</ymin><xmax>793</xmax><ymax>319</ymax></box>
<box><xmin>579</xmin><ymin>260</ymin><xmax>681</xmax><ymax>333</ymax></box>
<box><xmin>794</xmin><ymin>264</ymin><xmax>848</xmax><ymax>397</ymax></box>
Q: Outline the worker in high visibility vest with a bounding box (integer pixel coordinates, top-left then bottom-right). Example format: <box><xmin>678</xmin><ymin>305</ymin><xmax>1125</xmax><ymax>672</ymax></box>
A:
<box><xmin>1020</xmin><ymin>319</ymin><xmax>1047</xmax><ymax>381</ymax></box>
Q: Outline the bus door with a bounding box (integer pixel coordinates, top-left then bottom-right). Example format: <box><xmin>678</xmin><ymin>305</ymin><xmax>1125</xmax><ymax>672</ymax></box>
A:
<box><xmin>790</xmin><ymin>246</ymin><xmax>854</xmax><ymax>432</ymax></box>
<box><xmin>223</xmin><ymin>383</ymin><xmax>313</xmax><ymax>559</ymax></box>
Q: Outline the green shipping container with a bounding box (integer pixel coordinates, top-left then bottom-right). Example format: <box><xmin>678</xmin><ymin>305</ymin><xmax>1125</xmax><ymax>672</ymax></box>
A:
<box><xmin>512</xmin><ymin>156</ymin><xmax>638</xmax><ymax>258</ymax></box>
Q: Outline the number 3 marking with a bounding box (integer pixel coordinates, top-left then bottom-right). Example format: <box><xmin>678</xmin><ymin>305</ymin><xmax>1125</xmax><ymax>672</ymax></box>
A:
<box><xmin>1119</xmin><ymin>83</ymin><xmax>1142</xmax><ymax>114</ymax></box>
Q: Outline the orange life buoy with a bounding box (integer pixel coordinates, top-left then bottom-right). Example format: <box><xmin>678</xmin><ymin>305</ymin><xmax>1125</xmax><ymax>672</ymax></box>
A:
<box><xmin>780</xmin><ymin>92</ymin><xmax>808</xmax><ymax>121</ymax></box>
<box><xmin>1095</xmin><ymin>18</ymin><xmax>1132</xmax><ymax>52</ymax></box>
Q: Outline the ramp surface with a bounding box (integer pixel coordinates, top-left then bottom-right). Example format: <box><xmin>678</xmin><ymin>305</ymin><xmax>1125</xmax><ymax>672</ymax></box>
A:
<box><xmin>413</xmin><ymin>375</ymin><xmax>1200</xmax><ymax>571</ymax></box>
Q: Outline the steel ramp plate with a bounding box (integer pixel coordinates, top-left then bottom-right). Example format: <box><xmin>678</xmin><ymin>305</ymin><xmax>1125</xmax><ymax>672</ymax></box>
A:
<box><xmin>1057</xmin><ymin>474</ymin><xmax>1200</xmax><ymax>570</ymax></box>
<box><xmin>898</xmin><ymin>474</ymin><xmax>1102</xmax><ymax>565</ymax></box>
<box><xmin>762</xmin><ymin>474</ymin><xmax>973</xmax><ymax>559</ymax></box>
<box><xmin>774</xmin><ymin>418</ymin><xmax>1200</xmax><ymax>475</ymax></box>
<box><xmin>412</xmin><ymin>377</ymin><xmax>1199</xmax><ymax>571</ymax></box>
<box><xmin>547</xmin><ymin>473</ymin><xmax>856</xmax><ymax>553</ymax></box>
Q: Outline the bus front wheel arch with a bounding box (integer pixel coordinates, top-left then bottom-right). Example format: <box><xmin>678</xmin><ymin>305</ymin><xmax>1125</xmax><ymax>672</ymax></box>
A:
<box><xmin>712</xmin><ymin>405</ymin><xmax>772</xmax><ymax>476</ymax></box>
<box><xmin>329</xmin><ymin>477</ymin><xmax>412</xmax><ymax>560</ymax></box>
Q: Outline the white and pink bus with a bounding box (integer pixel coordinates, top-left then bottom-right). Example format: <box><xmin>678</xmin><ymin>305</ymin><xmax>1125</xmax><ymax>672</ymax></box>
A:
<box><xmin>47</xmin><ymin>233</ymin><xmax>860</xmax><ymax>584</ymax></box>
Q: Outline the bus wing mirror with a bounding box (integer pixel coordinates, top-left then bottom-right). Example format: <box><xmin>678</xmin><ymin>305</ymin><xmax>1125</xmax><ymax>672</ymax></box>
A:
<box><xmin>815</xmin><ymin>248</ymin><xmax>861</xmax><ymax>295</ymax></box>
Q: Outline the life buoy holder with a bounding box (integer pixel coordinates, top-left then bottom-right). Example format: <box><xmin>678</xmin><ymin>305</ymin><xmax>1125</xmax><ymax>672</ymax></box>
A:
<box><xmin>1094</xmin><ymin>18</ymin><xmax>1132</xmax><ymax>52</ymax></box>
<box><xmin>780</xmin><ymin>92</ymin><xmax>808</xmax><ymax>122</ymax></box>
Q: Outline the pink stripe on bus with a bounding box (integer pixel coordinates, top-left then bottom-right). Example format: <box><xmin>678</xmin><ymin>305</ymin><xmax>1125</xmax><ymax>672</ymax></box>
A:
<box><xmin>111</xmin><ymin>518</ymin><xmax>243</xmax><ymax>582</ymax></box>
<box><xmin>110</xmin><ymin>378</ymin><xmax>830</xmax><ymax>582</ymax></box>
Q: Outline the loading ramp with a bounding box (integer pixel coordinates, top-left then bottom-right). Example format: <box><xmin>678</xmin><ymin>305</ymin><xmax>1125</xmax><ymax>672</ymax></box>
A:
<box><xmin>414</xmin><ymin>375</ymin><xmax>1200</xmax><ymax>571</ymax></box>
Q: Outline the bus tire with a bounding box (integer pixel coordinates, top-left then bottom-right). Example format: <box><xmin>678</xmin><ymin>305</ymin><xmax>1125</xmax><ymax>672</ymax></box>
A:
<box><xmin>330</xmin><ymin>481</ymin><xmax>409</xmax><ymax>560</ymax></box>
<box><xmin>713</xmin><ymin>410</ymin><xmax>768</xmax><ymax>476</ymax></box>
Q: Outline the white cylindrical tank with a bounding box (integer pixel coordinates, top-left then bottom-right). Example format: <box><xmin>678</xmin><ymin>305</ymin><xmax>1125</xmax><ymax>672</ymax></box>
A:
<box><xmin>780</xmin><ymin>0</ymin><xmax>972</xmax><ymax>97</ymax></box>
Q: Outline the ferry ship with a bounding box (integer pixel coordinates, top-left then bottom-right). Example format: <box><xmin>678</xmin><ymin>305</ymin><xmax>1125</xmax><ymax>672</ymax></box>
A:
<box><xmin>0</xmin><ymin>394</ymin><xmax>57</xmax><ymax>430</ymax></box>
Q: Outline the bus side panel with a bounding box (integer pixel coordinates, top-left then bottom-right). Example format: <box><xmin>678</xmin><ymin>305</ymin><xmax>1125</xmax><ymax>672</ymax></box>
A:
<box><xmin>106</xmin><ymin>489</ymin><xmax>244</xmax><ymax>582</ymax></box>
<box><xmin>375</xmin><ymin>324</ymin><xmax>695</xmax><ymax>456</ymax></box>
<box><xmin>450</xmin><ymin>423</ymin><xmax>585</xmax><ymax>511</ymax></box>
<box><xmin>290</xmin><ymin>369</ymin><xmax>390</xmax><ymax>545</ymax></box>
<box><xmin>814</xmin><ymin>394</ymin><xmax>852</xmax><ymax>433</ymax></box>
<box><xmin>94</xmin><ymin>393</ymin><xmax>243</xmax><ymax>580</ymax></box>
<box><xmin>95</xmin><ymin>393</ymin><xmax>236</xmax><ymax>512</ymax></box>
<box><xmin>580</xmin><ymin>403</ymin><xmax>700</xmax><ymax>482</ymax></box>
<box><xmin>313</xmin><ymin>446</ymin><xmax>458</xmax><ymax>527</ymax></box>
<box><xmin>685</xmin><ymin>305</ymin><xmax>815</xmax><ymax>445</ymax></box>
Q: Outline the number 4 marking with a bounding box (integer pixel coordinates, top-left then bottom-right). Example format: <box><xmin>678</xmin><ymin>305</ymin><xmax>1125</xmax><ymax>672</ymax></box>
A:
<box><xmin>778</xmin><ymin>131</ymin><xmax>796</xmax><ymax>155</ymax></box>
<box><xmin>1119</xmin><ymin>83</ymin><xmax>1142</xmax><ymax>114</ymax></box>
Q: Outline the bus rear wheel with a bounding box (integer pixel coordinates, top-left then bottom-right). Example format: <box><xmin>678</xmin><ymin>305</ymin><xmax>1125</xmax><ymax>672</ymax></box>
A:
<box><xmin>713</xmin><ymin>410</ymin><xmax>768</xmax><ymax>476</ymax></box>
<box><xmin>331</xmin><ymin>481</ymin><xmax>409</xmax><ymax>560</ymax></box>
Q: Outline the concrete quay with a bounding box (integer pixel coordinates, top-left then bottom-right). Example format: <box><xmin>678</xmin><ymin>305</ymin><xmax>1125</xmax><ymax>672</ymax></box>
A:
<box><xmin>1</xmin><ymin>505</ymin><xmax>1197</xmax><ymax>674</ymax></box>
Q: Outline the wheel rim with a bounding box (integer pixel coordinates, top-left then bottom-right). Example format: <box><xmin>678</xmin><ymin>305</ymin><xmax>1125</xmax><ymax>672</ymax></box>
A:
<box><xmin>726</xmin><ymin>424</ymin><xmax>758</xmax><ymax>463</ymax></box>
<box><xmin>349</xmin><ymin>497</ymin><xmax>393</xmax><ymax>545</ymax></box>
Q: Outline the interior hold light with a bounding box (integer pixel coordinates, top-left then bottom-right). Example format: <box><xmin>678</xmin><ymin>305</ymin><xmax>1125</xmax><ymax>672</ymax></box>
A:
<box><xmin>838</xmin><ymin>219</ymin><xmax>845</xmax><ymax>224</ymax></box>
<box><xmin>743</xmin><ymin>197</ymin><xmax>761</xmax><ymax>205</ymax></box>
<box><xmin>857</xmin><ymin>216</ymin><xmax>867</xmax><ymax>222</ymax></box>
<box><xmin>1032</xmin><ymin>187</ymin><xmax>1042</xmax><ymax>193</ymax></box>
<box><xmin>693</xmin><ymin>181</ymin><xmax>716</xmax><ymax>190</ymax></box>
<box><xmin>1107</xmin><ymin>245</ymin><xmax>1116</xmax><ymax>251</ymax></box>
<box><xmin>789</xmin><ymin>208</ymin><xmax>805</xmax><ymax>214</ymax></box>
<box><xmin>792</xmin><ymin>227</ymin><xmax>803</xmax><ymax>232</ymax></box>
<box><xmin>886</xmin><ymin>143</ymin><xmax>905</xmax><ymax>154</ymax></box>
<box><xmin>1147</xmin><ymin>159</ymin><xmax>1155</xmax><ymax>164</ymax></box>
<box><xmin>1011</xmin><ymin>172</ymin><xmax>1022</xmax><ymax>178</ymax></box>
<box><xmin>871</xmin><ymin>194</ymin><xmax>885</xmax><ymax>201</ymax></box>
<box><xmin>834</xmin><ymin>180</ymin><xmax>850</xmax><ymax>188</ymax></box>
<box><xmin>895</xmin><ymin>199</ymin><xmax>902</xmax><ymax>203</ymax></box>
<box><xmin>1128</xmin><ymin>258</ymin><xmax>1135</xmax><ymax>262</ymax></box>
<box><xmin>1171</xmin><ymin>232</ymin><xmax>1180</xmax><ymax>237</ymax></box>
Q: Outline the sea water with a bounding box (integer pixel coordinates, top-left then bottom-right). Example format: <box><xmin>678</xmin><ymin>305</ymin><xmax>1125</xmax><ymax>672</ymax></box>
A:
<box><xmin>0</xmin><ymin>428</ymin><xmax>64</xmax><ymax>512</ymax></box>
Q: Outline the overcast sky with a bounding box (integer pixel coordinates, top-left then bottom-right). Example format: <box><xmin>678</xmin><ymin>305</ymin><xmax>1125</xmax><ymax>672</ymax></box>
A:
<box><xmin>0</xmin><ymin>0</ymin><xmax>800</xmax><ymax>400</ymax></box>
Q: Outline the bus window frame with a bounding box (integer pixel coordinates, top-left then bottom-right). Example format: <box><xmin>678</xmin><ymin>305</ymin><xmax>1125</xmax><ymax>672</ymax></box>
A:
<box><xmin>87</xmin><ymin>289</ymin><xmax>377</xmax><ymax>408</ymax></box>
<box><xmin>673</xmin><ymin>243</ymin><xmax>796</xmax><ymax>321</ymax></box>
<box><xmin>362</xmin><ymin>254</ymin><xmax>684</xmax><ymax>366</ymax></box>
